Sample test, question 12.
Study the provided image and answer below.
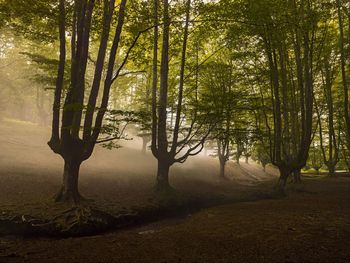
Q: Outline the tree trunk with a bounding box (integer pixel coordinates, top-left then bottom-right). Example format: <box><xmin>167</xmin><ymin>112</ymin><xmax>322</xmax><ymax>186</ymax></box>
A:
<box><xmin>55</xmin><ymin>159</ymin><xmax>82</xmax><ymax>203</ymax></box>
<box><xmin>278</xmin><ymin>167</ymin><xmax>290</xmax><ymax>190</ymax></box>
<box><xmin>219</xmin><ymin>158</ymin><xmax>225</xmax><ymax>178</ymax></box>
<box><xmin>293</xmin><ymin>169</ymin><xmax>301</xmax><ymax>183</ymax></box>
<box><xmin>336</xmin><ymin>0</ymin><xmax>350</xmax><ymax>150</ymax></box>
<box><xmin>141</xmin><ymin>137</ymin><xmax>148</xmax><ymax>154</ymax></box>
<box><xmin>151</xmin><ymin>0</ymin><xmax>159</xmax><ymax>155</ymax></box>
<box><xmin>327</xmin><ymin>164</ymin><xmax>335</xmax><ymax>177</ymax></box>
<box><xmin>48</xmin><ymin>0</ymin><xmax>65</xmax><ymax>153</ymax></box>
<box><xmin>156</xmin><ymin>160</ymin><xmax>170</xmax><ymax>190</ymax></box>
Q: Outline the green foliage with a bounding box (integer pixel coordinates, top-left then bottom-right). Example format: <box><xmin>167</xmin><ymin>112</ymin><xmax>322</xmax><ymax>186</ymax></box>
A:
<box><xmin>0</xmin><ymin>0</ymin><xmax>58</xmax><ymax>42</ymax></box>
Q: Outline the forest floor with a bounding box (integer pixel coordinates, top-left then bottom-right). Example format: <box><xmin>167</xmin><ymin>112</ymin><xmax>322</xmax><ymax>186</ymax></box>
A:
<box><xmin>0</xmin><ymin>118</ymin><xmax>349</xmax><ymax>262</ymax></box>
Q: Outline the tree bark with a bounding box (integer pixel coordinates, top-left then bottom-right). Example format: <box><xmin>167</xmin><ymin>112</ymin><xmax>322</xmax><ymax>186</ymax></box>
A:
<box><xmin>157</xmin><ymin>0</ymin><xmax>170</xmax><ymax>156</ymax></box>
<box><xmin>293</xmin><ymin>169</ymin><xmax>301</xmax><ymax>184</ymax></box>
<box><xmin>83</xmin><ymin>0</ymin><xmax>116</xmax><ymax>141</ymax></box>
<box><xmin>55</xmin><ymin>159</ymin><xmax>82</xmax><ymax>203</ymax></box>
<box><xmin>48</xmin><ymin>0</ymin><xmax>66</xmax><ymax>153</ymax></box>
<box><xmin>327</xmin><ymin>163</ymin><xmax>336</xmax><ymax>177</ymax></box>
<box><xmin>171</xmin><ymin>0</ymin><xmax>191</xmax><ymax>154</ymax></box>
<box><xmin>336</xmin><ymin>0</ymin><xmax>350</xmax><ymax>150</ymax></box>
<box><xmin>88</xmin><ymin>0</ymin><xmax>126</xmax><ymax>143</ymax></box>
<box><xmin>156</xmin><ymin>160</ymin><xmax>170</xmax><ymax>190</ymax></box>
<box><xmin>278</xmin><ymin>167</ymin><xmax>290</xmax><ymax>190</ymax></box>
<box><xmin>219</xmin><ymin>158</ymin><xmax>225</xmax><ymax>178</ymax></box>
<box><xmin>151</xmin><ymin>0</ymin><xmax>159</xmax><ymax>156</ymax></box>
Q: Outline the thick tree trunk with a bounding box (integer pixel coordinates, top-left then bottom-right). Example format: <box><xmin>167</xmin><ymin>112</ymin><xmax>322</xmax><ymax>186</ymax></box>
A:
<box><xmin>55</xmin><ymin>159</ymin><xmax>82</xmax><ymax>203</ymax></box>
<box><xmin>156</xmin><ymin>160</ymin><xmax>170</xmax><ymax>190</ymax></box>
<box><xmin>327</xmin><ymin>164</ymin><xmax>336</xmax><ymax>177</ymax></box>
<box><xmin>278</xmin><ymin>167</ymin><xmax>290</xmax><ymax>190</ymax></box>
<box><xmin>293</xmin><ymin>169</ymin><xmax>301</xmax><ymax>184</ymax></box>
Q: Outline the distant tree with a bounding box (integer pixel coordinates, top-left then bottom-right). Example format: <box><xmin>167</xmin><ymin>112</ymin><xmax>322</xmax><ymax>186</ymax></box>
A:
<box><xmin>200</xmin><ymin>59</ymin><xmax>236</xmax><ymax>178</ymax></box>
<box><xmin>314</xmin><ymin>50</ymin><xmax>340</xmax><ymax>176</ymax></box>
<box><xmin>253</xmin><ymin>143</ymin><xmax>270</xmax><ymax>171</ymax></box>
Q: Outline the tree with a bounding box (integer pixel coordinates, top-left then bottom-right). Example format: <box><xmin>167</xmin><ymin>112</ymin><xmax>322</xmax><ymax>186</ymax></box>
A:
<box><xmin>200</xmin><ymin>59</ymin><xmax>235</xmax><ymax>178</ymax></box>
<box><xmin>151</xmin><ymin>0</ymin><xmax>214</xmax><ymax>189</ymax></box>
<box><xmin>240</xmin><ymin>0</ymin><xmax>330</xmax><ymax>189</ymax></box>
<box><xmin>336</xmin><ymin>0</ymin><xmax>350</xmax><ymax>153</ymax></box>
<box><xmin>47</xmin><ymin>0</ymin><xmax>130</xmax><ymax>202</ymax></box>
<box><xmin>314</xmin><ymin>40</ymin><xmax>340</xmax><ymax>176</ymax></box>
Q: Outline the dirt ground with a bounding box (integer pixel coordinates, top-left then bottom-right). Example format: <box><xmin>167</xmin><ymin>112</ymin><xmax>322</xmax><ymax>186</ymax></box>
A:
<box><xmin>0</xmin><ymin>119</ymin><xmax>349</xmax><ymax>262</ymax></box>
<box><xmin>0</xmin><ymin>177</ymin><xmax>349</xmax><ymax>263</ymax></box>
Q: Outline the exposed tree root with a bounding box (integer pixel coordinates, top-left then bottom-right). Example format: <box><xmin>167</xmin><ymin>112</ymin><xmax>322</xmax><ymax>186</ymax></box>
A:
<box><xmin>54</xmin><ymin>188</ymin><xmax>84</xmax><ymax>204</ymax></box>
<box><xmin>0</xmin><ymin>207</ymin><xmax>118</xmax><ymax>237</ymax></box>
<box><xmin>0</xmin><ymin>187</ymin><xmax>285</xmax><ymax>238</ymax></box>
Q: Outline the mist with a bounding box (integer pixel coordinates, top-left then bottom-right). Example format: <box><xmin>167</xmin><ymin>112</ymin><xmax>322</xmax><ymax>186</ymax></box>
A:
<box><xmin>0</xmin><ymin>117</ymin><xmax>278</xmax><ymax>210</ymax></box>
